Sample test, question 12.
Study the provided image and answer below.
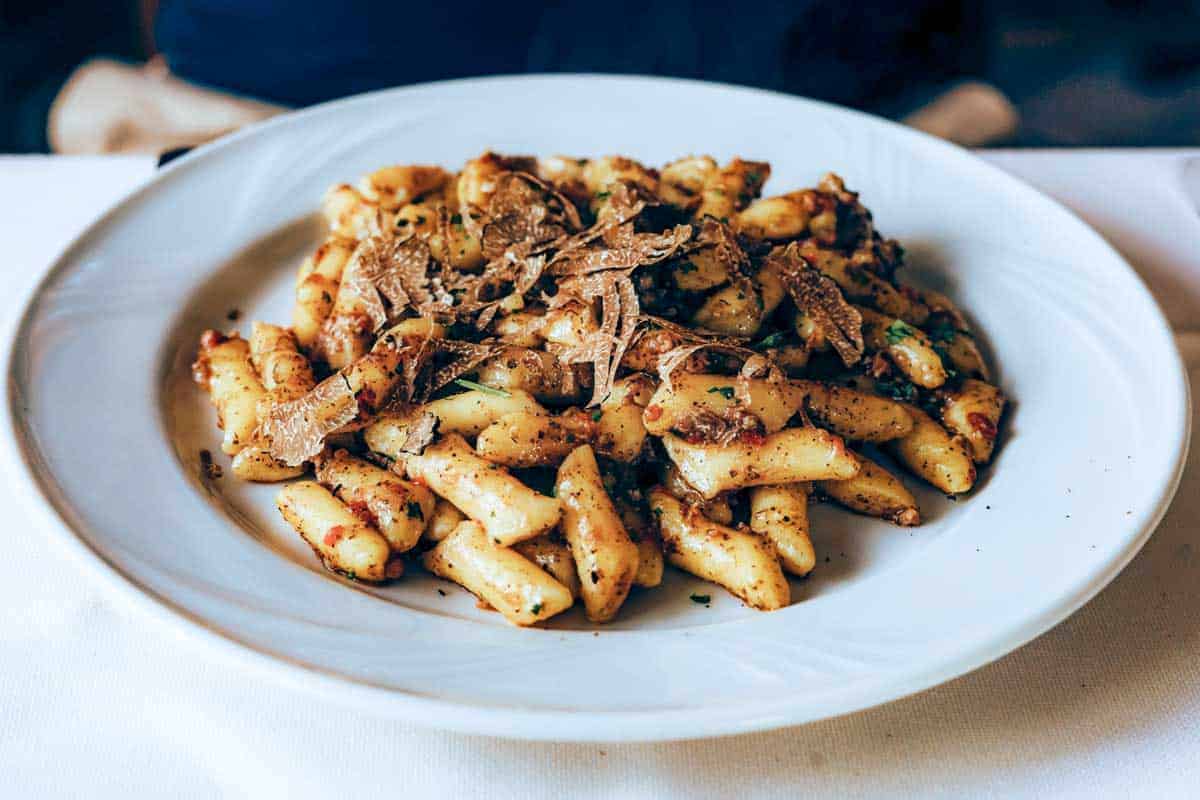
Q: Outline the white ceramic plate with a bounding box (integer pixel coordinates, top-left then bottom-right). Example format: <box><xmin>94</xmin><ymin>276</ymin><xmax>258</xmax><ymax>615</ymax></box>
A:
<box><xmin>5</xmin><ymin>76</ymin><xmax>1189</xmax><ymax>742</ymax></box>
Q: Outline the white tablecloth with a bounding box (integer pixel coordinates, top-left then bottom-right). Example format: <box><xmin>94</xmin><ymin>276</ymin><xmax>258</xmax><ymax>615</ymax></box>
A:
<box><xmin>2</xmin><ymin>151</ymin><xmax>1197</xmax><ymax>799</ymax></box>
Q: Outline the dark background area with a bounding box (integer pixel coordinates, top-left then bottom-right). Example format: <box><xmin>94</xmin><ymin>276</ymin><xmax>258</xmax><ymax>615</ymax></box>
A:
<box><xmin>3</xmin><ymin>0</ymin><xmax>1200</xmax><ymax>152</ymax></box>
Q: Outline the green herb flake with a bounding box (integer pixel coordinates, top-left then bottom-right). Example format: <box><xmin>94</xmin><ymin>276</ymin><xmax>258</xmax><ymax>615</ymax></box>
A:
<box><xmin>592</xmin><ymin>410</ymin><xmax>603</xmax><ymax>422</ymax></box>
<box><xmin>707</xmin><ymin>386</ymin><xmax>736</xmax><ymax>401</ymax></box>
<box><xmin>454</xmin><ymin>378</ymin><xmax>511</xmax><ymax>398</ymax></box>
<box><xmin>927</xmin><ymin>320</ymin><xmax>958</xmax><ymax>343</ymax></box>
<box><xmin>595</xmin><ymin>190</ymin><xmax>612</xmax><ymax>201</ymax></box>
<box><xmin>689</xmin><ymin>593</ymin><xmax>711</xmax><ymax>604</ymax></box>
<box><xmin>530</xmin><ymin>602</ymin><xmax>544</xmax><ymax>615</ymax></box>
<box><xmin>753</xmin><ymin>331</ymin><xmax>790</xmax><ymax>351</ymax></box>
<box><xmin>875</xmin><ymin>378</ymin><xmax>917</xmax><ymax>403</ymax></box>
<box><xmin>885</xmin><ymin>319</ymin><xmax>917</xmax><ymax>345</ymax></box>
<box><xmin>677</xmin><ymin>261</ymin><xmax>698</xmax><ymax>274</ymax></box>
<box><xmin>406</xmin><ymin>501</ymin><xmax>424</xmax><ymax>520</ymax></box>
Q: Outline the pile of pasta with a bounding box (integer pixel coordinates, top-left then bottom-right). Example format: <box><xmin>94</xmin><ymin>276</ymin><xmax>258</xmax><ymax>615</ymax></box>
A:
<box><xmin>193</xmin><ymin>152</ymin><xmax>1006</xmax><ymax>626</ymax></box>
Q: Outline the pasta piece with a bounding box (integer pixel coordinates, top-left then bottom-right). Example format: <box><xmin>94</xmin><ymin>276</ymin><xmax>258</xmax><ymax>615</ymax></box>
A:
<box><xmin>858</xmin><ymin>306</ymin><xmax>948</xmax><ymax>389</ymax></box>
<box><xmin>754</xmin><ymin>254</ymin><xmax>789</xmax><ymax>318</ymax></box>
<box><xmin>249</xmin><ymin>322</ymin><xmax>315</xmax><ymax>403</ymax></box>
<box><xmin>276</xmin><ymin>481</ymin><xmax>394</xmax><ymax>582</ymax></box>
<box><xmin>800</xmin><ymin>244</ymin><xmax>929</xmax><ymax>325</ymax></box>
<box><xmin>293</xmin><ymin>237</ymin><xmax>355</xmax><ymax>348</ymax></box>
<box><xmin>798</xmin><ymin>380</ymin><xmax>913</xmax><ymax>442</ymax></box>
<box><xmin>316</xmin><ymin>449</ymin><xmax>436</xmax><ymax>553</ymax></box>
<box><xmin>493</xmin><ymin>311</ymin><xmax>547</xmax><ymax>347</ymax></box>
<box><xmin>540</xmin><ymin>302</ymin><xmax>598</xmax><ymax>348</ymax></box>
<box><xmin>673</xmin><ymin>248</ymin><xmax>732</xmax><ymax>291</ymax></box>
<box><xmin>593</xmin><ymin>377</ymin><xmax>654</xmax><ymax>463</ymax></box>
<box><xmin>475</xmin><ymin>347</ymin><xmax>586</xmax><ymax>404</ymax></box>
<box><xmin>475</xmin><ymin>410</ymin><xmax>594</xmax><ymax>468</ymax></box>
<box><xmin>513</xmin><ymin>536</ymin><xmax>581</xmax><ymax>600</ymax></box>
<box><xmin>940</xmin><ymin>378</ymin><xmax>1005</xmax><ymax>463</ymax></box>
<box><xmin>648</xmin><ymin>489</ymin><xmax>789</xmax><ymax>611</ymax></box>
<box><xmin>405</xmin><ymin>433</ymin><xmax>562</xmax><ymax>545</ymax></box>
<box><xmin>230</xmin><ymin>446</ymin><xmax>304</xmax><ymax>482</ymax></box>
<box><xmin>423</xmin><ymin>498</ymin><xmax>466</xmax><ymax>543</ymax></box>
<box><xmin>457</xmin><ymin>152</ymin><xmax>511</xmax><ymax>210</ymax></box>
<box><xmin>658</xmin><ymin>155</ymin><xmax>717</xmax><ymax>212</ymax></box>
<box><xmin>918</xmin><ymin>288</ymin><xmax>990</xmax><ymax>381</ymax></box>
<box><xmin>662</xmin><ymin>427</ymin><xmax>859</xmax><ymax>499</ymax></box>
<box><xmin>423</xmin><ymin>388</ymin><xmax>547</xmax><ymax>437</ymax></box>
<box><xmin>735</xmin><ymin>192</ymin><xmax>811</xmax><ymax>240</ymax></box>
<box><xmin>393</xmin><ymin>199</ymin><xmax>441</xmax><ymax>237</ymax></box>
<box><xmin>582</xmin><ymin>155</ymin><xmax>658</xmax><ymax>214</ymax></box>
<box><xmin>662</xmin><ymin>465</ymin><xmax>734</xmax><ymax>524</ymax></box>
<box><xmin>423</xmin><ymin>520</ymin><xmax>574</xmax><ymax>626</ymax></box>
<box><xmin>615</xmin><ymin>500</ymin><xmax>663</xmax><ymax>588</ymax></box>
<box><xmin>818</xmin><ymin>452</ymin><xmax>919</xmax><ymax>525</ymax></box>
<box><xmin>194</xmin><ymin>331</ymin><xmax>268</xmax><ymax>456</ymax></box>
<box><xmin>749</xmin><ymin>483</ymin><xmax>816</xmax><ymax>576</ymax></box>
<box><xmin>694</xmin><ymin>158</ymin><xmax>769</xmax><ymax>222</ymax></box>
<box><xmin>643</xmin><ymin>373</ymin><xmax>805</xmax><ymax>437</ymax></box>
<box><xmin>387</xmin><ymin>318</ymin><xmax>446</xmax><ymax>341</ymax></box>
<box><xmin>692</xmin><ymin>281</ymin><xmax>764</xmax><ymax>336</ymax></box>
<box><xmin>886</xmin><ymin>406</ymin><xmax>976</xmax><ymax>494</ymax></box>
<box><xmin>555</xmin><ymin>445</ymin><xmax>640</xmax><ymax>622</ymax></box>
<box><xmin>358</xmin><ymin>164</ymin><xmax>449</xmax><ymax>211</ymax></box>
<box><xmin>428</xmin><ymin>209</ymin><xmax>485</xmax><ymax>270</ymax></box>
<box><xmin>322</xmin><ymin>183</ymin><xmax>382</xmax><ymax>239</ymax></box>
<box><xmin>361</xmin><ymin>409</ymin><xmax>423</xmax><ymax>468</ymax></box>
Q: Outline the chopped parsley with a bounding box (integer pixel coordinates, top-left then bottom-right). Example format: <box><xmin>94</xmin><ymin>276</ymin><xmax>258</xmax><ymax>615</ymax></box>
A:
<box><xmin>746</xmin><ymin>171</ymin><xmax>762</xmax><ymax>185</ymax></box>
<box><xmin>592</xmin><ymin>410</ymin><xmax>603</xmax><ymax>422</ymax></box>
<box><xmin>875</xmin><ymin>378</ymin><xmax>917</xmax><ymax>403</ymax></box>
<box><xmin>530</xmin><ymin>602</ymin><xmax>544</xmax><ymax>615</ymax></box>
<box><xmin>753</xmin><ymin>331</ymin><xmax>789</xmax><ymax>351</ymax></box>
<box><xmin>594</xmin><ymin>190</ymin><xmax>611</xmax><ymax>201</ymax></box>
<box><xmin>454</xmin><ymin>378</ymin><xmax>511</xmax><ymax>398</ymax></box>
<box><xmin>677</xmin><ymin>261</ymin><xmax>698</xmax><ymax>274</ymax></box>
<box><xmin>406</xmin><ymin>501</ymin><xmax>424</xmax><ymax>520</ymax></box>
<box><xmin>707</xmin><ymin>386</ymin><xmax>736</xmax><ymax>401</ymax></box>
<box><xmin>450</xmin><ymin>213</ymin><xmax>463</xmax><ymax>227</ymax></box>
<box><xmin>689</xmin><ymin>593</ymin><xmax>711</xmax><ymax>604</ymax></box>
<box><xmin>885</xmin><ymin>319</ymin><xmax>917</xmax><ymax>345</ymax></box>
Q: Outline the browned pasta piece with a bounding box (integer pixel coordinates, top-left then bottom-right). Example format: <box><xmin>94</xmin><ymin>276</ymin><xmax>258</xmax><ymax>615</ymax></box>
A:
<box><xmin>556</xmin><ymin>445</ymin><xmax>640</xmax><ymax>622</ymax></box>
<box><xmin>648</xmin><ymin>489</ymin><xmax>789</xmax><ymax>611</ymax></box>
<box><xmin>749</xmin><ymin>483</ymin><xmax>816</xmax><ymax>576</ymax></box>
<box><xmin>662</xmin><ymin>427</ymin><xmax>859</xmax><ymax>499</ymax></box>
<box><xmin>276</xmin><ymin>481</ymin><xmax>395</xmax><ymax>582</ymax></box>
<box><xmin>939</xmin><ymin>378</ymin><xmax>1005</xmax><ymax>463</ymax></box>
<box><xmin>423</xmin><ymin>520</ymin><xmax>574</xmax><ymax>626</ymax></box>
<box><xmin>818</xmin><ymin>452</ymin><xmax>920</xmax><ymax>526</ymax></box>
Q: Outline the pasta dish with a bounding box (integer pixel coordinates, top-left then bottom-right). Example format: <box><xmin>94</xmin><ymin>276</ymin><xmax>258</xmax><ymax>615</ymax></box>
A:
<box><xmin>192</xmin><ymin>152</ymin><xmax>1006</xmax><ymax>625</ymax></box>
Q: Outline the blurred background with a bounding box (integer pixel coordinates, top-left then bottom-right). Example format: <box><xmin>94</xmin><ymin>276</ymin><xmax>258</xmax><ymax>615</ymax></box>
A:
<box><xmin>4</xmin><ymin>0</ymin><xmax>1200</xmax><ymax>154</ymax></box>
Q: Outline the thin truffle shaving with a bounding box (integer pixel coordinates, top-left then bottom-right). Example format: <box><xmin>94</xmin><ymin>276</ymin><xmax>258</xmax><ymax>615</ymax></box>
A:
<box><xmin>260</xmin><ymin>373</ymin><xmax>359</xmax><ymax>466</ymax></box>
<box><xmin>770</xmin><ymin>243</ymin><xmax>864</xmax><ymax>366</ymax></box>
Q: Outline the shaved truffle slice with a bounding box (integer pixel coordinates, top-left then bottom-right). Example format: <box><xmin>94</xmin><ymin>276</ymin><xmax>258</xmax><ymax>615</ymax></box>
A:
<box><xmin>479</xmin><ymin>172</ymin><xmax>581</xmax><ymax>260</ymax></box>
<box><xmin>547</xmin><ymin>225</ymin><xmax>692</xmax><ymax>275</ymax></box>
<box><xmin>769</xmin><ymin>243</ymin><xmax>864</xmax><ymax>367</ymax></box>
<box><xmin>260</xmin><ymin>374</ymin><xmax>359</xmax><ymax>466</ymax></box>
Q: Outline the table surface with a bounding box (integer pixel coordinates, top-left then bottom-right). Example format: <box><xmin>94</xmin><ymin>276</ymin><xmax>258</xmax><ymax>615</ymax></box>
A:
<box><xmin>1</xmin><ymin>151</ymin><xmax>1197</xmax><ymax>799</ymax></box>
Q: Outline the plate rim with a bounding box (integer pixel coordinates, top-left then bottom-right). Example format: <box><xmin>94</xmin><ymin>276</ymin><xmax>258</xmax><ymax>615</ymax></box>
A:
<box><xmin>4</xmin><ymin>73</ymin><xmax>1192</xmax><ymax>742</ymax></box>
